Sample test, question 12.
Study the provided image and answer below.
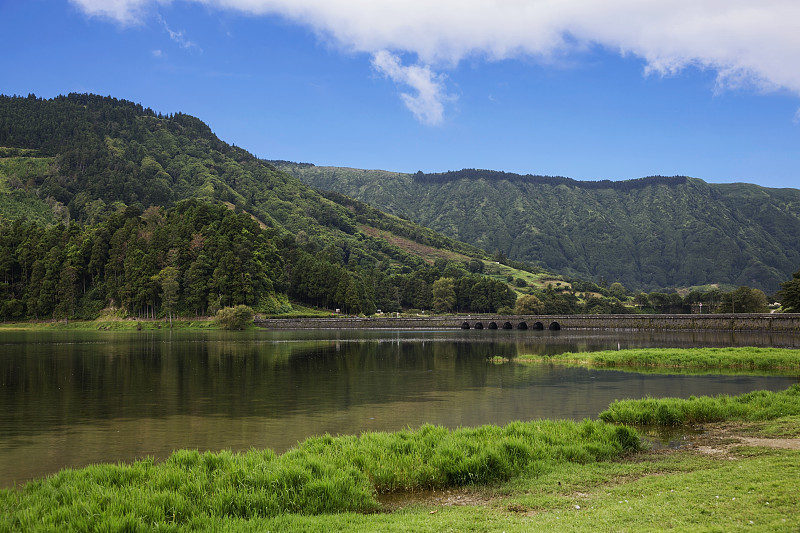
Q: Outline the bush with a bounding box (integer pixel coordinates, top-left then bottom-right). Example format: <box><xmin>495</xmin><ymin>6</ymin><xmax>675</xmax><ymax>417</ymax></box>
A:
<box><xmin>215</xmin><ymin>305</ymin><xmax>254</xmax><ymax>330</ymax></box>
<box><xmin>514</xmin><ymin>294</ymin><xmax>543</xmax><ymax>315</ymax></box>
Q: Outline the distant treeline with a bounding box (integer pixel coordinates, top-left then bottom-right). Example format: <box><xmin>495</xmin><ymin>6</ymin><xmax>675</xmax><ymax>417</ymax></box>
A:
<box><xmin>412</xmin><ymin>169</ymin><xmax>688</xmax><ymax>190</ymax></box>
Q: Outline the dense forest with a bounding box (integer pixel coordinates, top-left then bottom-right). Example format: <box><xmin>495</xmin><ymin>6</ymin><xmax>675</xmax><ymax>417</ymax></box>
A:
<box><xmin>0</xmin><ymin>199</ymin><xmax>524</xmax><ymax>320</ymax></box>
<box><xmin>276</xmin><ymin>163</ymin><xmax>800</xmax><ymax>293</ymax></box>
<box><xmin>0</xmin><ymin>93</ymin><xmax>528</xmax><ymax>320</ymax></box>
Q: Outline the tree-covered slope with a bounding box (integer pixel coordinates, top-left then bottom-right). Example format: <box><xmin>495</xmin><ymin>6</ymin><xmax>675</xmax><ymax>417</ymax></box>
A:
<box><xmin>1</xmin><ymin>93</ymin><xmax>529</xmax><ymax>319</ymax></box>
<box><xmin>0</xmin><ymin>94</ymin><xmax>487</xmax><ymax>261</ymax></box>
<box><xmin>275</xmin><ymin>164</ymin><xmax>800</xmax><ymax>293</ymax></box>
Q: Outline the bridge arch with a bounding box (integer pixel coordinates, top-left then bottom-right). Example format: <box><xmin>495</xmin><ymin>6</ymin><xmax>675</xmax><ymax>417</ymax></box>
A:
<box><xmin>488</xmin><ymin>322</ymin><xmax>498</xmax><ymax>330</ymax></box>
<box><xmin>474</xmin><ymin>322</ymin><xmax>484</xmax><ymax>330</ymax></box>
<box><xmin>502</xmin><ymin>322</ymin><xmax>513</xmax><ymax>330</ymax></box>
<box><xmin>548</xmin><ymin>321</ymin><xmax>561</xmax><ymax>331</ymax></box>
<box><xmin>516</xmin><ymin>321</ymin><xmax>528</xmax><ymax>330</ymax></box>
<box><xmin>533</xmin><ymin>321</ymin><xmax>544</xmax><ymax>330</ymax></box>
<box><xmin>461</xmin><ymin>321</ymin><xmax>470</xmax><ymax>330</ymax></box>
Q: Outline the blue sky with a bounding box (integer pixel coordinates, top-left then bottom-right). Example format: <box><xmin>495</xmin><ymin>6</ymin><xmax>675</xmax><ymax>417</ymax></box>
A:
<box><xmin>2</xmin><ymin>0</ymin><xmax>799</xmax><ymax>188</ymax></box>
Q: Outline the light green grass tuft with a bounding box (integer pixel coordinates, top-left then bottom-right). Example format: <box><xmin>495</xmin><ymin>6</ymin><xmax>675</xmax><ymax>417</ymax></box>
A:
<box><xmin>518</xmin><ymin>347</ymin><xmax>800</xmax><ymax>374</ymax></box>
<box><xmin>600</xmin><ymin>384</ymin><xmax>800</xmax><ymax>426</ymax></box>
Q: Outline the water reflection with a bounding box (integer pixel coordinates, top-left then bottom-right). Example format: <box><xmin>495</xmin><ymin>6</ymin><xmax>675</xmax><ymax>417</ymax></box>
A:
<box><xmin>1</xmin><ymin>329</ymin><xmax>797</xmax><ymax>487</ymax></box>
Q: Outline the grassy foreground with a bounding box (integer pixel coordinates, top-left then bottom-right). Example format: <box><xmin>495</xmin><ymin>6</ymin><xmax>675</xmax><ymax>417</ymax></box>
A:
<box><xmin>517</xmin><ymin>347</ymin><xmax>800</xmax><ymax>372</ymax></box>
<box><xmin>1</xmin><ymin>421</ymin><xmax>639</xmax><ymax>531</ymax></box>
<box><xmin>3</xmin><ymin>416</ymin><xmax>799</xmax><ymax>532</ymax></box>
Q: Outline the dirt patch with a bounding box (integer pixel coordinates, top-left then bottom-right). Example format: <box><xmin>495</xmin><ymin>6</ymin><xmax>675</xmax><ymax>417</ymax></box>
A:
<box><xmin>376</xmin><ymin>487</ymin><xmax>494</xmax><ymax>511</ymax></box>
<box><xmin>684</xmin><ymin>423</ymin><xmax>800</xmax><ymax>456</ymax></box>
<box><xmin>736</xmin><ymin>437</ymin><xmax>800</xmax><ymax>450</ymax></box>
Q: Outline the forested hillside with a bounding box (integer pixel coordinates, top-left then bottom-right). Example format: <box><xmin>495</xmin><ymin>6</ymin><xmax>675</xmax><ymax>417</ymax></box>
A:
<box><xmin>275</xmin><ymin>164</ymin><xmax>800</xmax><ymax>293</ymax></box>
<box><xmin>0</xmin><ymin>94</ymin><xmax>526</xmax><ymax>320</ymax></box>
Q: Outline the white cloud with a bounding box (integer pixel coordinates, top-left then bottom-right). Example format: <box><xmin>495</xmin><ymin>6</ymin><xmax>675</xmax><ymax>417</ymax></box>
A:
<box><xmin>70</xmin><ymin>0</ymin><xmax>800</xmax><ymax>122</ymax></box>
<box><xmin>70</xmin><ymin>0</ymin><xmax>158</xmax><ymax>25</ymax></box>
<box><xmin>371</xmin><ymin>51</ymin><xmax>450</xmax><ymax>126</ymax></box>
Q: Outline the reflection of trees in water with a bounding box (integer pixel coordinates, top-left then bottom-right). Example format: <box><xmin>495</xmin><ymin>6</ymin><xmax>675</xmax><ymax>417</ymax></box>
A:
<box><xmin>3</xmin><ymin>329</ymin><xmax>799</xmax><ymax>438</ymax></box>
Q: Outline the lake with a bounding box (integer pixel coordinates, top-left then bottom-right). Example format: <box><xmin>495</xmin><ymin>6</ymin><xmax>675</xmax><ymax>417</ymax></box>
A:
<box><xmin>1</xmin><ymin>328</ymin><xmax>798</xmax><ymax>488</ymax></box>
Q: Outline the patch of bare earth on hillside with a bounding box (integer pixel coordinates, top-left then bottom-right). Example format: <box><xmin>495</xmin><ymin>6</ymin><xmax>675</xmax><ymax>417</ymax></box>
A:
<box><xmin>359</xmin><ymin>225</ymin><xmax>470</xmax><ymax>263</ymax></box>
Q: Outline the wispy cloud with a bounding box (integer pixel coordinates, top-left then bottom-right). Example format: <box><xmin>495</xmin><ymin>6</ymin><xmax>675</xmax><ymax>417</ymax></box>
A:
<box><xmin>371</xmin><ymin>51</ymin><xmax>451</xmax><ymax>126</ymax></box>
<box><xmin>69</xmin><ymin>0</ymin><xmax>800</xmax><ymax>123</ymax></box>
<box><xmin>158</xmin><ymin>15</ymin><xmax>201</xmax><ymax>51</ymax></box>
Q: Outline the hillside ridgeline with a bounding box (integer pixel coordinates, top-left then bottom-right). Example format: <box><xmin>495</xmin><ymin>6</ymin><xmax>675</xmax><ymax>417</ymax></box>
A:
<box><xmin>274</xmin><ymin>163</ymin><xmax>800</xmax><ymax>292</ymax></box>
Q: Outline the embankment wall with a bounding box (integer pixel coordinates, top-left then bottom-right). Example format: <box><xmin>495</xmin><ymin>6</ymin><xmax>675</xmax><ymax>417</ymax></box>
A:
<box><xmin>255</xmin><ymin>314</ymin><xmax>800</xmax><ymax>332</ymax></box>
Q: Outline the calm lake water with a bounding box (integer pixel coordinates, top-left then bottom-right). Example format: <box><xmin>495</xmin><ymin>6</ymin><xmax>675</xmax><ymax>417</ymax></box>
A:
<box><xmin>1</xmin><ymin>328</ymin><xmax>798</xmax><ymax>488</ymax></box>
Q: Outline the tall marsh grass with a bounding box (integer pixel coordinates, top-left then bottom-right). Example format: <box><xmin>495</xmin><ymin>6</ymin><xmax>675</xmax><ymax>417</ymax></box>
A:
<box><xmin>519</xmin><ymin>347</ymin><xmax>800</xmax><ymax>372</ymax></box>
<box><xmin>1</xmin><ymin>420</ymin><xmax>639</xmax><ymax>531</ymax></box>
<box><xmin>600</xmin><ymin>384</ymin><xmax>800</xmax><ymax>426</ymax></box>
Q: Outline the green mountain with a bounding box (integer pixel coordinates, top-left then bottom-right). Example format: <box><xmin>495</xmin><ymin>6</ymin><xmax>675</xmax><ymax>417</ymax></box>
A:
<box><xmin>0</xmin><ymin>94</ymin><xmax>530</xmax><ymax>319</ymax></box>
<box><xmin>273</xmin><ymin>164</ymin><xmax>800</xmax><ymax>293</ymax></box>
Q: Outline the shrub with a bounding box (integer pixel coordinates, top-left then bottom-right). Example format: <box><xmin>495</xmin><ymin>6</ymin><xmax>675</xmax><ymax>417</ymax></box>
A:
<box><xmin>215</xmin><ymin>305</ymin><xmax>254</xmax><ymax>330</ymax></box>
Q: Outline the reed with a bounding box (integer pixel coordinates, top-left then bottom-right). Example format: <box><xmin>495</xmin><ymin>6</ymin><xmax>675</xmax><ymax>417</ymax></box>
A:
<box><xmin>599</xmin><ymin>384</ymin><xmax>800</xmax><ymax>426</ymax></box>
<box><xmin>518</xmin><ymin>347</ymin><xmax>800</xmax><ymax>372</ymax></box>
<box><xmin>0</xmin><ymin>420</ymin><xmax>640</xmax><ymax>531</ymax></box>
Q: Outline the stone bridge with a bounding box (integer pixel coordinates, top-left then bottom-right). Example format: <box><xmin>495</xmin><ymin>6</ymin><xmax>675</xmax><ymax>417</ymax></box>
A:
<box><xmin>255</xmin><ymin>314</ymin><xmax>800</xmax><ymax>332</ymax></box>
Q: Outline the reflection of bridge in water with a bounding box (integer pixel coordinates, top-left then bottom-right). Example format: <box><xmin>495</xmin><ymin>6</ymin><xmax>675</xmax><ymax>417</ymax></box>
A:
<box><xmin>256</xmin><ymin>314</ymin><xmax>800</xmax><ymax>332</ymax></box>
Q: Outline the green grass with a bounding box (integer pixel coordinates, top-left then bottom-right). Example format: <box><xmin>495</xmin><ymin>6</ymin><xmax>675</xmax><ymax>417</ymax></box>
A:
<box><xmin>740</xmin><ymin>415</ymin><xmax>800</xmax><ymax>438</ymax></box>
<box><xmin>259</xmin><ymin>302</ymin><xmax>334</xmax><ymax>318</ymax></box>
<box><xmin>517</xmin><ymin>347</ymin><xmax>800</xmax><ymax>373</ymax></box>
<box><xmin>0</xmin><ymin>318</ymin><xmax>219</xmax><ymax>331</ymax></box>
<box><xmin>497</xmin><ymin>446</ymin><xmax>800</xmax><ymax>532</ymax></box>
<box><xmin>0</xmin><ymin>420</ymin><xmax>640</xmax><ymax>531</ymax></box>
<box><xmin>5</xmin><ymin>430</ymin><xmax>796</xmax><ymax>532</ymax></box>
<box><xmin>600</xmin><ymin>384</ymin><xmax>800</xmax><ymax>426</ymax></box>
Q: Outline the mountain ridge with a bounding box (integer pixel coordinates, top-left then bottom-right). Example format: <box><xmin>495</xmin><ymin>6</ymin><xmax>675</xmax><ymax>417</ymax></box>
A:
<box><xmin>274</xmin><ymin>162</ymin><xmax>800</xmax><ymax>293</ymax></box>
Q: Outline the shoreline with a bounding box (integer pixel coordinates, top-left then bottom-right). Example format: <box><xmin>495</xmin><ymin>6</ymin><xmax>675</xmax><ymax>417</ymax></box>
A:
<box><xmin>3</xmin><ymin>312</ymin><xmax>800</xmax><ymax>332</ymax></box>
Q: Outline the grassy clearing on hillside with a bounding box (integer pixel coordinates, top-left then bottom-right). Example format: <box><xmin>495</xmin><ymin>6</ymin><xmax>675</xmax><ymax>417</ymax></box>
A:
<box><xmin>599</xmin><ymin>384</ymin><xmax>800</xmax><ymax>426</ymax></box>
<box><xmin>517</xmin><ymin>347</ymin><xmax>800</xmax><ymax>372</ymax></box>
<box><xmin>482</xmin><ymin>262</ymin><xmax>558</xmax><ymax>291</ymax></box>
<box><xmin>0</xmin><ymin>421</ymin><xmax>640</xmax><ymax>531</ymax></box>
